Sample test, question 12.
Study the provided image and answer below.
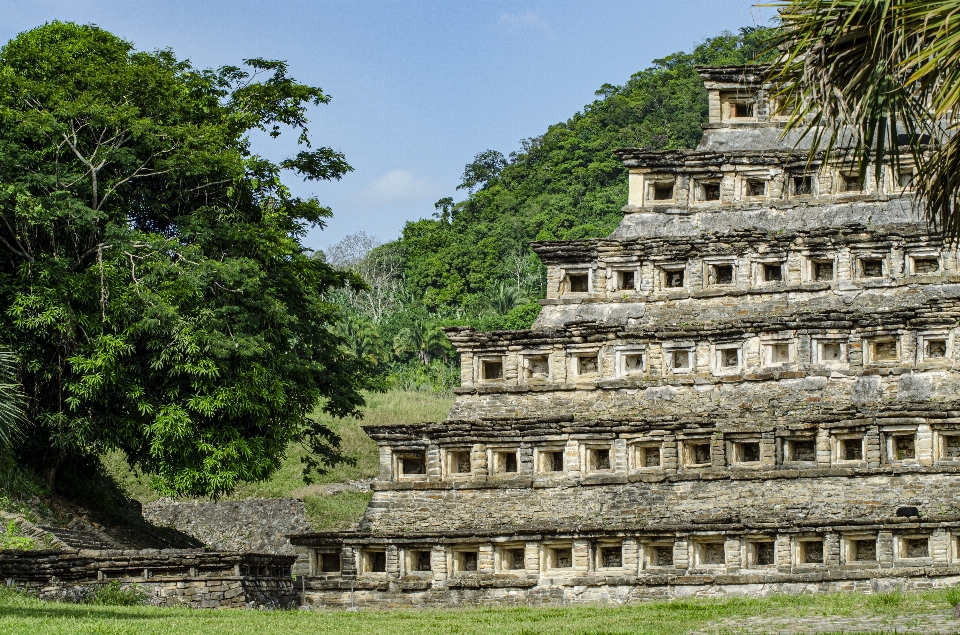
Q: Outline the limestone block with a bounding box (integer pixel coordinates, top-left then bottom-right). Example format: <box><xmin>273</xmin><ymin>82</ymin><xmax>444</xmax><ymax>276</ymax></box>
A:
<box><xmin>478</xmin><ymin>545</ymin><xmax>494</xmax><ymax>574</ymax></box>
<box><xmin>572</xmin><ymin>540</ymin><xmax>591</xmax><ymax>572</ymax></box>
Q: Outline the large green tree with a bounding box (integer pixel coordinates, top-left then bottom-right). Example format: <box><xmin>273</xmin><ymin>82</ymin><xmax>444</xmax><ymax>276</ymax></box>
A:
<box><xmin>0</xmin><ymin>22</ymin><xmax>372</xmax><ymax>496</ymax></box>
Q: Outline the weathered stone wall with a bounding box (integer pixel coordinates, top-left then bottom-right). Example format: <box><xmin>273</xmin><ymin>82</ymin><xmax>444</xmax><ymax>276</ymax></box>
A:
<box><xmin>0</xmin><ymin>549</ymin><xmax>298</xmax><ymax>608</ymax></box>
<box><xmin>300</xmin><ymin>574</ymin><xmax>958</xmax><ymax>608</ymax></box>
<box><xmin>143</xmin><ymin>498</ymin><xmax>311</xmax><ymax>554</ymax></box>
<box><xmin>359</xmin><ymin>472</ymin><xmax>960</xmax><ymax>533</ymax></box>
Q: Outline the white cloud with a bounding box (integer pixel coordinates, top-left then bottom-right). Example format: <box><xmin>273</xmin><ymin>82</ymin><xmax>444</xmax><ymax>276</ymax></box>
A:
<box><xmin>499</xmin><ymin>11</ymin><xmax>552</xmax><ymax>33</ymax></box>
<box><xmin>349</xmin><ymin>169</ymin><xmax>442</xmax><ymax>207</ymax></box>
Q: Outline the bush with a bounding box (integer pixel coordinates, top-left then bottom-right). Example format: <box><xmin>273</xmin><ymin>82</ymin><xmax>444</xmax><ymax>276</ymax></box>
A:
<box><xmin>387</xmin><ymin>359</ymin><xmax>459</xmax><ymax>394</ymax></box>
<box><xmin>86</xmin><ymin>580</ymin><xmax>148</xmax><ymax>606</ymax></box>
<box><xmin>0</xmin><ymin>519</ymin><xmax>35</xmax><ymax>550</ymax></box>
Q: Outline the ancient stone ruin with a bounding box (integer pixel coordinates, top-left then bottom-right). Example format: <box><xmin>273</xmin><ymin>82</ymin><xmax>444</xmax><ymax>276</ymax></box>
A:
<box><xmin>292</xmin><ymin>65</ymin><xmax>960</xmax><ymax>607</ymax></box>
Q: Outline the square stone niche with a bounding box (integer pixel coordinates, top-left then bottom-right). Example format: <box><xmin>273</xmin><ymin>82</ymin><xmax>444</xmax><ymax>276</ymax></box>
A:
<box><xmin>782</xmin><ymin>436</ymin><xmax>817</xmax><ymax>464</ymax></box>
<box><xmin>584</xmin><ymin>445</ymin><xmax>613</xmax><ymax>472</ymax></box>
<box><xmin>756</xmin><ymin>260</ymin><xmax>784</xmax><ymax>284</ymax></box>
<box><xmin>536</xmin><ymin>447</ymin><xmax>566</xmax><ymax>474</ymax></box>
<box><xmin>647</xmin><ymin>177</ymin><xmax>676</xmax><ymax>204</ymax></box>
<box><xmin>762</xmin><ymin>340</ymin><xmax>794</xmax><ymax>366</ymax></box>
<box><xmin>866</xmin><ymin>337</ymin><xmax>900</xmax><ymax>364</ymax></box>
<box><xmin>658</xmin><ymin>264</ymin><xmax>686</xmax><ymax>290</ymax></box>
<box><xmin>728</xmin><ymin>439</ymin><xmax>762</xmax><ymax>466</ymax></box>
<box><xmin>574</xmin><ymin>352</ymin><xmax>601</xmax><ymax>377</ymax></box>
<box><xmin>664</xmin><ymin>345</ymin><xmax>695</xmax><ymax>374</ymax></box>
<box><xmin>643</xmin><ymin>543</ymin><xmax>675</xmax><ymax>569</ymax></box>
<box><xmin>806</xmin><ymin>256</ymin><xmax>836</xmax><ymax>283</ymax></box>
<box><xmin>897</xmin><ymin>535</ymin><xmax>931</xmax><ymax>562</ymax></box>
<box><xmin>632</xmin><ymin>443</ymin><xmax>663</xmax><ymax>470</ymax></box>
<box><xmin>918</xmin><ymin>331</ymin><xmax>950</xmax><ymax>363</ymax></box>
<box><xmin>395</xmin><ymin>450</ymin><xmax>427</xmax><ymax>479</ymax></box>
<box><xmin>405</xmin><ymin>549</ymin><xmax>433</xmax><ymax>573</ymax></box>
<box><xmin>496</xmin><ymin>545</ymin><xmax>526</xmax><ymax>573</ymax></box>
<box><xmin>833</xmin><ymin>434</ymin><xmax>866</xmax><ymax>464</ymax></box>
<box><xmin>478</xmin><ymin>357</ymin><xmax>504</xmax><ymax>382</ymax></box>
<box><xmin>617</xmin><ymin>349</ymin><xmax>646</xmax><ymax>377</ymax></box>
<box><xmin>315</xmin><ymin>550</ymin><xmax>341</xmax><ymax>575</ymax></box>
<box><xmin>445</xmin><ymin>448</ymin><xmax>473</xmax><ymax>476</ymax></box>
<box><xmin>705</xmin><ymin>260</ymin><xmax>736</xmax><ymax>286</ymax></box>
<box><xmin>844</xmin><ymin>536</ymin><xmax>877</xmax><ymax>564</ymax></box>
<box><xmin>714</xmin><ymin>344</ymin><xmax>741</xmax><ymax>373</ymax></box>
<box><xmin>884</xmin><ymin>431</ymin><xmax>917</xmax><ymax>464</ymax></box>
<box><xmin>745</xmin><ymin>540</ymin><xmax>776</xmax><ymax>567</ymax></box>
<box><xmin>614</xmin><ymin>269</ymin><xmax>636</xmax><ymax>291</ymax></box>
<box><xmin>788</xmin><ymin>172</ymin><xmax>815</xmax><ymax>197</ymax></box>
<box><xmin>361</xmin><ymin>549</ymin><xmax>387</xmax><ymax>574</ymax></box>
<box><xmin>489</xmin><ymin>448</ymin><xmax>519</xmax><ymax>475</ymax></box>
<box><xmin>938</xmin><ymin>431</ymin><xmax>960</xmax><ymax>463</ymax></box>
<box><xmin>563</xmin><ymin>270</ymin><xmax>590</xmax><ymax>294</ymax></box>
<box><xmin>683</xmin><ymin>440</ymin><xmax>713</xmax><ymax>468</ymax></box>
<box><xmin>453</xmin><ymin>548</ymin><xmax>479</xmax><ymax>573</ymax></box>
<box><xmin>837</xmin><ymin>171</ymin><xmax>865</xmax><ymax>193</ymax></box>
<box><xmin>908</xmin><ymin>253</ymin><xmax>940</xmax><ymax>275</ymax></box>
<box><xmin>521</xmin><ymin>354</ymin><xmax>550</xmax><ymax>382</ymax></box>
<box><xmin>596</xmin><ymin>543</ymin><xmax>623</xmax><ymax>570</ymax></box>
<box><xmin>693</xmin><ymin>178</ymin><xmax>722</xmax><ymax>203</ymax></box>
<box><xmin>543</xmin><ymin>544</ymin><xmax>573</xmax><ymax>571</ymax></box>
<box><xmin>813</xmin><ymin>338</ymin><xmax>847</xmax><ymax>365</ymax></box>
<box><xmin>742</xmin><ymin>176</ymin><xmax>768</xmax><ymax>198</ymax></box>
<box><xmin>794</xmin><ymin>538</ymin><xmax>825</xmax><ymax>566</ymax></box>
<box><xmin>693</xmin><ymin>540</ymin><xmax>726</xmax><ymax>568</ymax></box>
<box><xmin>856</xmin><ymin>255</ymin><xmax>886</xmax><ymax>279</ymax></box>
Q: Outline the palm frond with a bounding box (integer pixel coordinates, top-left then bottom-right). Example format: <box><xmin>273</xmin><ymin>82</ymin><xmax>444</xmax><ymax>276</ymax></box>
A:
<box><xmin>765</xmin><ymin>0</ymin><xmax>960</xmax><ymax>236</ymax></box>
<box><xmin>0</xmin><ymin>347</ymin><xmax>26</xmax><ymax>448</ymax></box>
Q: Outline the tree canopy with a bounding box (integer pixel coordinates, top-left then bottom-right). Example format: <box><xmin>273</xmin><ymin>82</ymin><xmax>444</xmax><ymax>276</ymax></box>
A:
<box><xmin>0</xmin><ymin>22</ymin><xmax>373</xmax><ymax>496</ymax></box>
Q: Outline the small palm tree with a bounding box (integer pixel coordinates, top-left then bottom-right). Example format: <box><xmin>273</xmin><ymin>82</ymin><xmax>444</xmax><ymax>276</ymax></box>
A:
<box><xmin>0</xmin><ymin>347</ymin><xmax>26</xmax><ymax>447</ymax></box>
<box><xmin>336</xmin><ymin>313</ymin><xmax>388</xmax><ymax>368</ymax></box>
<box><xmin>767</xmin><ymin>0</ymin><xmax>960</xmax><ymax>235</ymax></box>
<box><xmin>484</xmin><ymin>281</ymin><xmax>529</xmax><ymax>315</ymax></box>
<box><xmin>393</xmin><ymin>319</ymin><xmax>452</xmax><ymax>365</ymax></box>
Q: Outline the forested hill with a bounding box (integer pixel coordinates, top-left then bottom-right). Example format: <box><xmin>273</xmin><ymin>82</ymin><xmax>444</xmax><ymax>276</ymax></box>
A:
<box><xmin>326</xmin><ymin>27</ymin><xmax>775</xmax><ymax>392</ymax></box>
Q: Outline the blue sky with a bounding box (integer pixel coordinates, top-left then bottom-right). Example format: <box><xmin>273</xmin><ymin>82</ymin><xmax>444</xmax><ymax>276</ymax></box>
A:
<box><xmin>1</xmin><ymin>1</ymin><xmax>776</xmax><ymax>251</ymax></box>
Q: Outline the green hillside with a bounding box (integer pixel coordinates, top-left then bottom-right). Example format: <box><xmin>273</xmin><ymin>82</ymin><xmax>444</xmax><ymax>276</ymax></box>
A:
<box><xmin>331</xmin><ymin>27</ymin><xmax>776</xmax><ymax>393</ymax></box>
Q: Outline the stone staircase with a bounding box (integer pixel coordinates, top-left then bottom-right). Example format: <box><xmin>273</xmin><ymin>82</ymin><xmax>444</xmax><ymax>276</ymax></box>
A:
<box><xmin>39</xmin><ymin>526</ymin><xmax>115</xmax><ymax>550</ymax></box>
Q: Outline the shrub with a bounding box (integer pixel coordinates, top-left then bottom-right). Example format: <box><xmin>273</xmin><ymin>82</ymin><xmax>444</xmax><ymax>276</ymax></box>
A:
<box><xmin>87</xmin><ymin>580</ymin><xmax>148</xmax><ymax>606</ymax></box>
<box><xmin>0</xmin><ymin>519</ymin><xmax>35</xmax><ymax>550</ymax></box>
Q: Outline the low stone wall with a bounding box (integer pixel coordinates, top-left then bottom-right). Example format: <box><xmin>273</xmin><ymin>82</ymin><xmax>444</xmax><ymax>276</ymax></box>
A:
<box><xmin>0</xmin><ymin>549</ymin><xmax>298</xmax><ymax>609</ymax></box>
<box><xmin>143</xmin><ymin>498</ymin><xmax>311</xmax><ymax>554</ymax></box>
<box><xmin>302</xmin><ymin>572</ymin><xmax>960</xmax><ymax>609</ymax></box>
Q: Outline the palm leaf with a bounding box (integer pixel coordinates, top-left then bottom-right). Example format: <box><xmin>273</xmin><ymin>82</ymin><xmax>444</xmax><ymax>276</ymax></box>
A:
<box><xmin>0</xmin><ymin>347</ymin><xmax>26</xmax><ymax>448</ymax></box>
<box><xmin>764</xmin><ymin>0</ymin><xmax>960</xmax><ymax>236</ymax></box>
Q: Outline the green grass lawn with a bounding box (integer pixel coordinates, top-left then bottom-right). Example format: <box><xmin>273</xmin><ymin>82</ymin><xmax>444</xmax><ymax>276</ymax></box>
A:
<box><xmin>102</xmin><ymin>390</ymin><xmax>454</xmax><ymax>530</ymax></box>
<box><xmin>2</xmin><ymin>588</ymin><xmax>959</xmax><ymax>635</ymax></box>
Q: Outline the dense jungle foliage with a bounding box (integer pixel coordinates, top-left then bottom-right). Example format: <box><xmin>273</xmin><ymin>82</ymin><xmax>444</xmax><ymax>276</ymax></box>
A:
<box><xmin>327</xmin><ymin>26</ymin><xmax>775</xmax><ymax>393</ymax></box>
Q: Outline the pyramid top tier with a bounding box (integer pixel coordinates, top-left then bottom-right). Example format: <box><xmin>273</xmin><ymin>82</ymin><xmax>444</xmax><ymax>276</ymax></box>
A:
<box><xmin>611</xmin><ymin>65</ymin><xmax>921</xmax><ymax>240</ymax></box>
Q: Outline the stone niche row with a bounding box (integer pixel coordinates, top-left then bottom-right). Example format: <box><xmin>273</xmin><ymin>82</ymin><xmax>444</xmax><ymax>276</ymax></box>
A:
<box><xmin>624</xmin><ymin>161</ymin><xmax>916</xmax><ymax>211</ymax></box>
<box><xmin>544</xmin><ymin>243</ymin><xmax>953</xmax><ymax>301</ymax></box>
<box><xmin>461</xmin><ymin>326</ymin><xmax>958</xmax><ymax>388</ymax></box>
<box><xmin>304</xmin><ymin>525</ymin><xmax>960</xmax><ymax>581</ymax></box>
<box><xmin>380</xmin><ymin>421</ymin><xmax>960</xmax><ymax>483</ymax></box>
